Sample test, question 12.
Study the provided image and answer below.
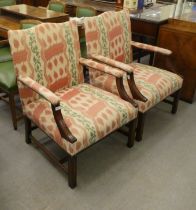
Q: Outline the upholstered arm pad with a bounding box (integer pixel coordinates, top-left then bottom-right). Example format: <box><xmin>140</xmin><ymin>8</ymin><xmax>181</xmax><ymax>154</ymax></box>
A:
<box><xmin>89</xmin><ymin>54</ymin><xmax>134</xmax><ymax>74</ymax></box>
<box><xmin>131</xmin><ymin>41</ymin><xmax>172</xmax><ymax>55</ymax></box>
<box><xmin>18</xmin><ymin>75</ymin><xmax>60</xmax><ymax>106</ymax></box>
<box><xmin>79</xmin><ymin>58</ymin><xmax>124</xmax><ymax>78</ymax></box>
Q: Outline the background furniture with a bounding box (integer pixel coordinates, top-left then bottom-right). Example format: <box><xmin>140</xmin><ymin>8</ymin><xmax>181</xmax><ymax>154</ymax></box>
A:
<box><xmin>48</xmin><ymin>0</ymin><xmax>66</xmax><ymax>13</ymax></box>
<box><xmin>0</xmin><ymin>19</ymin><xmax>41</xmax><ymax>130</ymax></box>
<box><xmin>154</xmin><ymin>17</ymin><xmax>196</xmax><ymax>103</ymax></box>
<box><xmin>0</xmin><ymin>4</ymin><xmax>69</xmax><ymax>23</ymax></box>
<box><xmin>0</xmin><ymin>0</ymin><xmax>16</xmax><ymax>7</ymax></box>
<box><xmin>0</xmin><ymin>40</ymin><xmax>18</xmax><ymax>130</ymax></box>
<box><xmin>76</xmin><ymin>6</ymin><xmax>97</xmax><ymax>58</ymax></box>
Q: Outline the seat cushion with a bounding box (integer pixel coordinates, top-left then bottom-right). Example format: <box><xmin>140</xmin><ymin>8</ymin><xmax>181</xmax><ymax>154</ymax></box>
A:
<box><xmin>0</xmin><ymin>60</ymin><xmax>17</xmax><ymax>90</ymax></box>
<box><xmin>91</xmin><ymin>63</ymin><xmax>183</xmax><ymax>113</ymax></box>
<box><xmin>24</xmin><ymin>83</ymin><xmax>137</xmax><ymax>156</ymax></box>
<box><xmin>0</xmin><ymin>46</ymin><xmax>12</xmax><ymax>62</ymax></box>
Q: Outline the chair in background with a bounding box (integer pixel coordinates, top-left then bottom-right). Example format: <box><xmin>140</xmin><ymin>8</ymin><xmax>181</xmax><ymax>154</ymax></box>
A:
<box><xmin>48</xmin><ymin>0</ymin><xmax>66</xmax><ymax>13</ymax></box>
<box><xmin>0</xmin><ymin>40</ymin><xmax>18</xmax><ymax>129</ymax></box>
<box><xmin>76</xmin><ymin>6</ymin><xmax>97</xmax><ymax>58</ymax></box>
<box><xmin>83</xmin><ymin>10</ymin><xmax>183</xmax><ymax>141</ymax></box>
<box><xmin>0</xmin><ymin>0</ymin><xmax>16</xmax><ymax>7</ymax></box>
<box><xmin>0</xmin><ymin>19</ymin><xmax>41</xmax><ymax>130</ymax></box>
<box><xmin>20</xmin><ymin>19</ymin><xmax>42</xmax><ymax>29</ymax></box>
<box><xmin>8</xmin><ymin>20</ymin><xmax>139</xmax><ymax>188</ymax></box>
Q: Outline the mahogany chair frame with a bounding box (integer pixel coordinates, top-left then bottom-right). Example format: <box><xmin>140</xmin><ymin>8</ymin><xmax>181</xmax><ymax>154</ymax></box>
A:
<box><xmin>23</xmin><ymin>66</ymin><xmax>139</xmax><ymax>188</ymax></box>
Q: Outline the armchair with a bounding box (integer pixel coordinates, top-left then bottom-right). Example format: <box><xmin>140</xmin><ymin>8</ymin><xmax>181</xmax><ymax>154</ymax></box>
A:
<box><xmin>0</xmin><ymin>0</ymin><xmax>16</xmax><ymax>7</ymax></box>
<box><xmin>48</xmin><ymin>0</ymin><xmax>66</xmax><ymax>13</ymax></box>
<box><xmin>8</xmin><ymin>20</ymin><xmax>138</xmax><ymax>188</ymax></box>
<box><xmin>83</xmin><ymin>10</ymin><xmax>183</xmax><ymax>141</ymax></box>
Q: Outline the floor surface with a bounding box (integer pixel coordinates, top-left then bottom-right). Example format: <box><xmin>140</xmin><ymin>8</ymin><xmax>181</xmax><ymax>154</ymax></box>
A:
<box><xmin>0</xmin><ymin>98</ymin><xmax>196</xmax><ymax>210</ymax></box>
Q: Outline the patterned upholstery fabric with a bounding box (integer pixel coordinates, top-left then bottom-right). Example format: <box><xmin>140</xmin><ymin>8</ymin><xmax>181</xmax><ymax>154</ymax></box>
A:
<box><xmin>131</xmin><ymin>41</ymin><xmax>172</xmax><ymax>55</ymax></box>
<box><xmin>9</xmin><ymin>21</ymin><xmax>84</xmax><ymax>107</ymax></box>
<box><xmin>84</xmin><ymin>10</ymin><xmax>183</xmax><ymax>112</ymax></box>
<box><xmin>8</xmin><ymin>20</ymin><xmax>137</xmax><ymax>155</ymax></box>
<box><xmin>25</xmin><ymin>83</ymin><xmax>137</xmax><ymax>155</ymax></box>
<box><xmin>91</xmin><ymin>63</ymin><xmax>183</xmax><ymax>112</ymax></box>
<box><xmin>84</xmin><ymin>9</ymin><xmax>132</xmax><ymax>80</ymax></box>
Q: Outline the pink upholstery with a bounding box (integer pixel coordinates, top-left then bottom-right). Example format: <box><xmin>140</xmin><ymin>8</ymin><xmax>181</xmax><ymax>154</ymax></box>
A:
<box><xmin>8</xmin><ymin>20</ymin><xmax>138</xmax><ymax>155</ymax></box>
<box><xmin>83</xmin><ymin>10</ymin><xmax>183</xmax><ymax>112</ymax></box>
<box><xmin>92</xmin><ymin>63</ymin><xmax>183</xmax><ymax>112</ymax></box>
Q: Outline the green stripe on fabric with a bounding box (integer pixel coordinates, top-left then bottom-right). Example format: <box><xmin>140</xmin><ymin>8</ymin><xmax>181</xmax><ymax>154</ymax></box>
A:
<box><xmin>97</xmin><ymin>16</ymin><xmax>109</xmax><ymax>57</ymax></box>
<box><xmin>119</xmin><ymin>12</ymin><xmax>131</xmax><ymax>64</ymax></box>
<box><xmin>80</xmin><ymin>84</ymin><xmax>129</xmax><ymax>125</ymax></box>
<box><xmin>63</xmin><ymin>23</ymin><xmax>78</xmax><ymax>86</ymax></box>
<box><xmin>27</xmin><ymin>29</ymin><xmax>44</xmax><ymax>85</ymax></box>
<box><xmin>60</xmin><ymin>102</ymin><xmax>97</xmax><ymax>144</ymax></box>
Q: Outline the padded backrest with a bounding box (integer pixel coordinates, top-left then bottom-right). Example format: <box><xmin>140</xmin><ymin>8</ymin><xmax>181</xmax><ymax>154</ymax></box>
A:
<box><xmin>8</xmin><ymin>21</ymin><xmax>83</xmax><ymax>106</ymax></box>
<box><xmin>0</xmin><ymin>0</ymin><xmax>16</xmax><ymax>7</ymax></box>
<box><xmin>76</xmin><ymin>6</ymin><xmax>96</xmax><ymax>18</ymax></box>
<box><xmin>48</xmin><ymin>1</ymin><xmax>66</xmax><ymax>13</ymax></box>
<box><xmin>84</xmin><ymin>10</ymin><xmax>132</xmax><ymax>64</ymax></box>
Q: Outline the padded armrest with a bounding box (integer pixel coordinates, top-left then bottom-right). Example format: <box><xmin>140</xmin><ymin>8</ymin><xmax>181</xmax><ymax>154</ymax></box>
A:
<box><xmin>85</xmin><ymin>55</ymin><xmax>147</xmax><ymax>103</ymax></box>
<box><xmin>18</xmin><ymin>75</ymin><xmax>60</xmax><ymax>106</ymax></box>
<box><xmin>18</xmin><ymin>75</ymin><xmax>77</xmax><ymax>144</ymax></box>
<box><xmin>79</xmin><ymin>58</ymin><xmax>124</xmax><ymax>78</ymax></box>
<box><xmin>131</xmin><ymin>41</ymin><xmax>172</xmax><ymax>55</ymax></box>
<box><xmin>89</xmin><ymin>54</ymin><xmax>134</xmax><ymax>74</ymax></box>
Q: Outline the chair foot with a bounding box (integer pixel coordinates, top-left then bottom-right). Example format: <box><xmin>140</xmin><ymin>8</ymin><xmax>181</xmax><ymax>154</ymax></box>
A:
<box><xmin>68</xmin><ymin>155</ymin><xmax>77</xmax><ymax>189</ymax></box>
<box><xmin>171</xmin><ymin>89</ymin><xmax>181</xmax><ymax>114</ymax></box>
<box><xmin>136</xmin><ymin>112</ymin><xmax>146</xmax><ymax>142</ymax></box>
<box><xmin>9</xmin><ymin>93</ymin><xmax>17</xmax><ymax>130</ymax></box>
<box><xmin>127</xmin><ymin>119</ymin><xmax>137</xmax><ymax>148</ymax></box>
<box><xmin>25</xmin><ymin>116</ymin><xmax>32</xmax><ymax>144</ymax></box>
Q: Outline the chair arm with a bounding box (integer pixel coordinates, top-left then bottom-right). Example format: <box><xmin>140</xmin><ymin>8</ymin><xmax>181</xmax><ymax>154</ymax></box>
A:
<box><xmin>131</xmin><ymin>41</ymin><xmax>172</xmax><ymax>55</ymax></box>
<box><xmin>85</xmin><ymin>56</ymin><xmax>147</xmax><ymax>103</ymax></box>
<box><xmin>80</xmin><ymin>58</ymin><xmax>139</xmax><ymax>107</ymax></box>
<box><xmin>18</xmin><ymin>75</ymin><xmax>77</xmax><ymax>143</ymax></box>
<box><xmin>79</xmin><ymin>58</ymin><xmax>124</xmax><ymax>78</ymax></box>
<box><xmin>18</xmin><ymin>75</ymin><xmax>60</xmax><ymax>106</ymax></box>
<box><xmin>89</xmin><ymin>54</ymin><xmax>134</xmax><ymax>74</ymax></box>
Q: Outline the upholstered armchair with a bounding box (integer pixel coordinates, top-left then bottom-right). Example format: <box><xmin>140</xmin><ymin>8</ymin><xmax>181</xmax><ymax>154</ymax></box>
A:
<box><xmin>83</xmin><ymin>10</ymin><xmax>183</xmax><ymax>141</ymax></box>
<box><xmin>8</xmin><ymin>20</ymin><xmax>139</xmax><ymax>188</ymax></box>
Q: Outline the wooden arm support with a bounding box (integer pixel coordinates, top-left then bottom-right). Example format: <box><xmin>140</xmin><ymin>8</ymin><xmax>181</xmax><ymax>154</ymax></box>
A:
<box><xmin>88</xmin><ymin>55</ymin><xmax>147</xmax><ymax>103</ymax></box>
<box><xmin>80</xmin><ymin>57</ymin><xmax>138</xmax><ymax>106</ymax></box>
<box><xmin>18</xmin><ymin>76</ymin><xmax>77</xmax><ymax>144</ymax></box>
<box><xmin>52</xmin><ymin>104</ymin><xmax>77</xmax><ymax>144</ymax></box>
<box><xmin>116</xmin><ymin>77</ymin><xmax>138</xmax><ymax>108</ymax></box>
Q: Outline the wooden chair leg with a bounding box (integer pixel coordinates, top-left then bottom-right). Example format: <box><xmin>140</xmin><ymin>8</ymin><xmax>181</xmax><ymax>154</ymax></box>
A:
<box><xmin>127</xmin><ymin>119</ymin><xmax>137</xmax><ymax>148</ymax></box>
<box><xmin>171</xmin><ymin>89</ymin><xmax>181</xmax><ymax>114</ymax></box>
<box><xmin>25</xmin><ymin>116</ymin><xmax>32</xmax><ymax>144</ymax></box>
<box><xmin>136</xmin><ymin>112</ymin><xmax>146</xmax><ymax>142</ymax></box>
<box><xmin>8</xmin><ymin>92</ymin><xmax>17</xmax><ymax>130</ymax></box>
<box><xmin>68</xmin><ymin>155</ymin><xmax>77</xmax><ymax>189</ymax></box>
